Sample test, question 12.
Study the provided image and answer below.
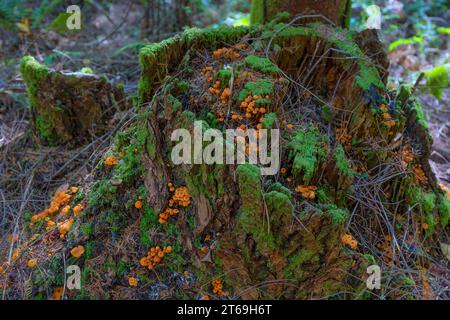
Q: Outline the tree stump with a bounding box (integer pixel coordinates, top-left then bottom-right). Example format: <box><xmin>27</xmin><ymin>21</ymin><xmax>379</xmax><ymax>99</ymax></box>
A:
<box><xmin>20</xmin><ymin>56</ymin><xmax>129</xmax><ymax>147</ymax></box>
<box><xmin>15</xmin><ymin>24</ymin><xmax>449</xmax><ymax>300</ymax></box>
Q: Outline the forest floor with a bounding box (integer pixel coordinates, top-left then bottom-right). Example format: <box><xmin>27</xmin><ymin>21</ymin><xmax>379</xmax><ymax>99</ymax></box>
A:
<box><xmin>0</xmin><ymin>1</ymin><xmax>448</xmax><ymax>299</ymax></box>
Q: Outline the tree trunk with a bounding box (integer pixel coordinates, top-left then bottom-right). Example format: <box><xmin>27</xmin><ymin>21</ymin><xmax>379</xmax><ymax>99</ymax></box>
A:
<box><xmin>251</xmin><ymin>0</ymin><xmax>352</xmax><ymax>28</ymax></box>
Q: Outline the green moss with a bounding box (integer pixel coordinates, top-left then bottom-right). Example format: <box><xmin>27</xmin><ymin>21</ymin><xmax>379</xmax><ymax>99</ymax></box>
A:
<box><xmin>322</xmin><ymin>104</ymin><xmax>332</xmax><ymax>123</ymax></box>
<box><xmin>88</xmin><ymin>180</ymin><xmax>119</xmax><ymax>211</ymax></box>
<box><xmin>140</xmin><ymin>207</ymin><xmax>157</xmax><ymax>247</ymax></box>
<box><xmin>266</xmin><ymin>181</ymin><xmax>292</xmax><ymax>199</ymax></box>
<box><xmin>287</xmin><ymin>125</ymin><xmax>328</xmax><ymax>184</ymax></box>
<box><xmin>261</xmin><ymin>112</ymin><xmax>277</xmax><ymax>129</ymax></box>
<box><xmin>163</xmin><ymin>76</ymin><xmax>189</xmax><ymax>95</ymax></box>
<box><xmin>81</xmin><ymin>222</ymin><xmax>93</xmax><ymax>237</ymax></box>
<box><xmin>277</xmin><ymin>26</ymin><xmax>317</xmax><ymax>38</ymax></box>
<box><xmin>20</xmin><ymin>56</ymin><xmax>49</xmax><ymax>109</ymax></box>
<box><xmin>355</xmin><ymin>64</ymin><xmax>384</xmax><ymax>91</ymax></box>
<box><xmin>81</xmin><ymin>241</ymin><xmax>93</xmax><ymax>260</ymax></box>
<box><xmin>255</xmin><ymin>98</ymin><xmax>272</xmax><ymax>105</ymax></box>
<box><xmin>423</xmin><ymin>192</ymin><xmax>436</xmax><ymax>214</ymax></box>
<box><xmin>264</xmin><ymin>190</ymin><xmax>294</xmax><ymax>244</ymax></box>
<box><xmin>35</xmin><ymin>111</ymin><xmax>57</xmax><ymax>145</ymax></box>
<box><xmin>425</xmin><ymin>214</ymin><xmax>437</xmax><ymax>237</ymax></box>
<box><xmin>284</xmin><ymin>249</ymin><xmax>318</xmax><ymax>279</ymax></box>
<box><xmin>317</xmin><ymin>187</ymin><xmax>332</xmax><ymax>204</ymax></box>
<box><xmin>216</xmin><ymin>69</ymin><xmax>233</xmax><ymax>86</ymax></box>
<box><xmin>406</xmin><ymin>184</ymin><xmax>421</xmax><ymax>206</ymax></box>
<box><xmin>20</xmin><ymin>56</ymin><xmax>60</xmax><ymax>144</ymax></box>
<box><xmin>80</xmin><ymin>67</ymin><xmax>94</xmax><ymax>74</ymax></box>
<box><xmin>139</xmin><ymin>25</ymin><xmax>251</xmax><ymax>104</ymax></box>
<box><xmin>323</xmin><ymin>204</ymin><xmax>349</xmax><ymax>226</ymax></box>
<box><xmin>111</xmin><ymin>123</ymin><xmax>154</xmax><ymax>183</ymax></box>
<box><xmin>364</xmin><ymin>254</ymin><xmax>377</xmax><ymax>265</ymax></box>
<box><xmin>334</xmin><ymin>144</ymin><xmax>355</xmax><ymax>179</ymax></box>
<box><xmin>408</xmin><ymin>99</ymin><xmax>429</xmax><ymax>130</ymax></box>
<box><xmin>236</xmin><ymin>164</ymin><xmax>274</xmax><ymax>250</ymax></box>
<box><xmin>166</xmin><ymin>94</ymin><xmax>182</xmax><ymax>113</ymax></box>
<box><xmin>237</xmin><ymin>79</ymin><xmax>274</xmax><ymax>102</ymax></box>
<box><xmin>244</xmin><ymin>55</ymin><xmax>278</xmax><ymax>74</ymax></box>
<box><xmin>438</xmin><ymin>197</ymin><xmax>450</xmax><ymax>227</ymax></box>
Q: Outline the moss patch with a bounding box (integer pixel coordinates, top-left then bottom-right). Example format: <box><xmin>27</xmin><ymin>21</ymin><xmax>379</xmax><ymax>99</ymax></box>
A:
<box><xmin>237</xmin><ymin>79</ymin><xmax>274</xmax><ymax>102</ymax></box>
<box><xmin>245</xmin><ymin>55</ymin><xmax>278</xmax><ymax>74</ymax></box>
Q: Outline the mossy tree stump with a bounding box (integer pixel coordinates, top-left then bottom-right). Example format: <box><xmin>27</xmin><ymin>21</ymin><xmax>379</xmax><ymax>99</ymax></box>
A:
<box><xmin>15</xmin><ymin>24</ymin><xmax>449</xmax><ymax>300</ymax></box>
<box><xmin>131</xmin><ymin>25</ymin><xmax>448</xmax><ymax>298</ymax></box>
<box><xmin>20</xmin><ymin>56</ymin><xmax>129</xmax><ymax>147</ymax></box>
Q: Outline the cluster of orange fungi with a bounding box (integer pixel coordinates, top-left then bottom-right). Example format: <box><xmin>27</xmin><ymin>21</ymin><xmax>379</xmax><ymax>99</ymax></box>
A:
<box><xmin>31</xmin><ymin>187</ymin><xmax>78</xmax><ymax>222</ymax></box>
<box><xmin>212</xmin><ymin>47</ymin><xmax>240</xmax><ymax>60</ymax></box>
<box><xmin>212</xmin><ymin>279</ymin><xmax>224</xmax><ymax>296</ymax></box>
<box><xmin>335</xmin><ymin>127</ymin><xmax>352</xmax><ymax>150</ymax></box>
<box><xmin>134</xmin><ymin>198</ymin><xmax>143</xmax><ymax>209</ymax></box>
<box><xmin>341</xmin><ymin>233</ymin><xmax>358</xmax><ymax>250</ymax></box>
<box><xmin>128</xmin><ymin>277</ymin><xmax>138</xmax><ymax>287</ymax></box>
<box><xmin>380</xmin><ymin>104</ymin><xmax>396</xmax><ymax>136</ymax></box>
<box><xmin>104</xmin><ymin>155</ymin><xmax>119</xmax><ymax>166</ymax></box>
<box><xmin>240</xmin><ymin>94</ymin><xmax>268</xmax><ymax>124</ymax></box>
<box><xmin>401</xmin><ymin>145</ymin><xmax>414</xmax><ymax>168</ymax></box>
<box><xmin>70</xmin><ymin>245</ymin><xmax>85</xmax><ymax>258</ymax></box>
<box><xmin>295</xmin><ymin>185</ymin><xmax>318</xmax><ymax>200</ymax></box>
<box><xmin>413</xmin><ymin>165</ymin><xmax>428</xmax><ymax>185</ymax></box>
<box><xmin>29</xmin><ymin>186</ymin><xmax>82</xmax><ymax>240</ymax></box>
<box><xmin>158</xmin><ymin>183</ymin><xmax>191</xmax><ymax>224</ymax></box>
<box><xmin>139</xmin><ymin>246</ymin><xmax>173</xmax><ymax>271</ymax></box>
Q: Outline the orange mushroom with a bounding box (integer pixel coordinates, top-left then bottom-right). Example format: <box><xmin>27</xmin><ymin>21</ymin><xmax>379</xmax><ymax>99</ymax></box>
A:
<box><xmin>70</xmin><ymin>245</ymin><xmax>85</xmax><ymax>258</ymax></box>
